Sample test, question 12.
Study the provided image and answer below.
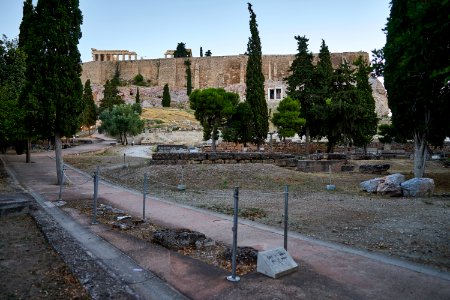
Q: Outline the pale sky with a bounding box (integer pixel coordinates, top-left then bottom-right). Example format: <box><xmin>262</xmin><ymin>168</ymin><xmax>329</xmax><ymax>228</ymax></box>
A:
<box><xmin>1</xmin><ymin>0</ymin><xmax>391</xmax><ymax>63</ymax></box>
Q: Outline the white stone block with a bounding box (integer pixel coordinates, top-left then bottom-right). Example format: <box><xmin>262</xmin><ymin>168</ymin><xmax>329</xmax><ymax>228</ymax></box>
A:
<box><xmin>257</xmin><ymin>247</ymin><xmax>298</xmax><ymax>279</ymax></box>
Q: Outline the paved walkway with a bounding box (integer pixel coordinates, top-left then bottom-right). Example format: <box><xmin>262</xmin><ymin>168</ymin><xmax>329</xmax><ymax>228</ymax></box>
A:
<box><xmin>3</xmin><ymin>142</ymin><xmax>450</xmax><ymax>299</ymax></box>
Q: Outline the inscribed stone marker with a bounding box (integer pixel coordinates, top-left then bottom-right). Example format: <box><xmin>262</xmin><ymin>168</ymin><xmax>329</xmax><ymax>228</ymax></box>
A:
<box><xmin>257</xmin><ymin>247</ymin><xmax>298</xmax><ymax>279</ymax></box>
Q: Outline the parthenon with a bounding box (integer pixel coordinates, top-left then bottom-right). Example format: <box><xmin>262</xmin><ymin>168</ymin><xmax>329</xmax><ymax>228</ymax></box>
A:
<box><xmin>91</xmin><ymin>48</ymin><xmax>138</xmax><ymax>61</ymax></box>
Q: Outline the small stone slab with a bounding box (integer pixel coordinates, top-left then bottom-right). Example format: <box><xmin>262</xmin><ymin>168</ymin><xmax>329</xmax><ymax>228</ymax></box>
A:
<box><xmin>257</xmin><ymin>247</ymin><xmax>298</xmax><ymax>279</ymax></box>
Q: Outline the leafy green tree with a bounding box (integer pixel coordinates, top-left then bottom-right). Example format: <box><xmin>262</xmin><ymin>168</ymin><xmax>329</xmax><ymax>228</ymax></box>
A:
<box><xmin>0</xmin><ymin>35</ymin><xmax>27</xmax><ymax>153</ymax></box>
<box><xmin>272</xmin><ymin>96</ymin><xmax>305</xmax><ymax>140</ymax></box>
<box><xmin>378</xmin><ymin>123</ymin><xmax>407</xmax><ymax>144</ymax></box>
<box><xmin>205</xmin><ymin>50</ymin><xmax>212</xmax><ymax>57</ymax></box>
<box><xmin>80</xmin><ymin>79</ymin><xmax>97</xmax><ymax>135</ymax></box>
<box><xmin>19</xmin><ymin>0</ymin><xmax>84</xmax><ymax>183</ymax></box>
<box><xmin>99</xmin><ymin>104</ymin><xmax>144</xmax><ymax>145</ymax></box>
<box><xmin>352</xmin><ymin>56</ymin><xmax>378</xmax><ymax>154</ymax></box>
<box><xmin>285</xmin><ymin>35</ymin><xmax>315</xmax><ymax>151</ymax></box>
<box><xmin>222</xmin><ymin>102</ymin><xmax>253</xmax><ymax>146</ymax></box>
<box><xmin>245</xmin><ymin>3</ymin><xmax>268</xmax><ymax>148</ymax></box>
<box><xmin>322</xmin><ymin>62</ymin><xmax>359</xmax><ymax>152</ymax></box>
<box><xmin>174</xmin><ymin>42</ymin><xmax>189</xmax><ymax>58</ymax></box>
<box><xmin>132</xmin><ymin>87</ymin><xmax>142</xmax><ymax>115</ymax></box>
<box><xmin>185</xmin><ymin>59</ymin><xmax>192</xmax><ymax>96</ymax></box>
<box><xmin>162</xmin><ymin>83</ymin><xmax>171</xmax><ymax>107</ymax></box>
<box><xmin>189</xmin><ymin>88</ymin><xmax>239</xmax><ymax>152</ymax></box>
<box><xmin>383</xmin><ymin>0</ymin><xmax>450</xmax><ymax>177</ymax></box>
<box><xmin>99</xmin><ymin>79</ymin><xmax>124</xmax><ymax>113</ymax></box>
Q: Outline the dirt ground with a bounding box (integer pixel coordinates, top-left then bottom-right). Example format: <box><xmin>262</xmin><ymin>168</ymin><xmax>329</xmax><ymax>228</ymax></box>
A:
<box><xmin>0</xmin><ymin>162</ymin><xmax>90</xmax><ymax>300</ymax></box>
<box><xmin>64</xmin><ymin>149</ymin><xmax>450</xmax><ymax>273</ymax></box>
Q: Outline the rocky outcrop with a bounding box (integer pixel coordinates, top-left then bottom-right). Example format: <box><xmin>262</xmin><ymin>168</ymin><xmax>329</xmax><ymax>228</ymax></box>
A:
<box><xmin>369</xmin><ymin>77</ymin><xmax>390</xmax><ymax>118</ymax></box>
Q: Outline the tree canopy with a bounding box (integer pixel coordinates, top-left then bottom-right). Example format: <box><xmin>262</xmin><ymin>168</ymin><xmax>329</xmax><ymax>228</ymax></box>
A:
<box><xmin>99</xmin><ymin>104</ymin><xmax>144</xmax><ymax>145</ymax></box>
<box><xmin>99</xmin><ymin>79</ymin><xmax>124</xmax><ymax>113</ymax></box>
<box><xmin>0</xmin><ymin>35</ymin><xmax>27</xmax><ymax>153</ymax></box>
<box><xmin>245</xmin><ymin>3</ymin><xmax>268</xmax><ymax>147</ymax></box>
<box><xmin>80</xmin><ymin>79</ymin><xmax>97</xmax><ymax>135</ymax></box>
<box><xmin>382</xmin><ymin>0</ymin><xmax>450</xmax><ymax>177</ymax></box>
<box><xmin>174</xmin><ymin>42</ymin><xmax>190</xmax><ymax>58</ymax></box>
<box><xmin>189</xmin><ymin>88</ymin><xmax>239</xmax><ymax>152</ymax></box>
<box><xmin>272</xmin><ymin>96</ymin><xmax>305</xmax><ymax>140</ymax></box>
<box><xmin>162</xmin><ymin>83</ymin><xmax>171</xmax><ymax>107</ymax></box>
<box><xmin>19</xmin><ymin>0</ymin><xmax>84</xmax><ymax>183</ymax></box>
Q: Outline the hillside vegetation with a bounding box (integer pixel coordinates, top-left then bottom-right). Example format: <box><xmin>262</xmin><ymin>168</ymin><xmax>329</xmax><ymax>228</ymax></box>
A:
<box><xmin>141</xmin><ymin>108</ymin><xmax>200</xmax><ymax>130</ymax></box>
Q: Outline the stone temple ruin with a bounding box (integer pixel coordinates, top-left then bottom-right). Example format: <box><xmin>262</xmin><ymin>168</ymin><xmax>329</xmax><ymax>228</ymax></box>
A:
<box><xmin>91</xmin><ymin>48</ymin><xmax>138</xmax><ymax>62</ymax></box>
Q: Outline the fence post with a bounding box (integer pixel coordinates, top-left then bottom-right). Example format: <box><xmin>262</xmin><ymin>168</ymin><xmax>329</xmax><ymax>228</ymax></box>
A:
<box><xmin>143</xmin><ymin>172</ymin><xmax>148</xmax><ymax>221</ymax></box>
<box><xmin>227</xmin><ymin>186</ymin><xmax>240</xmax><ymax>282</ymax></box>
<box><xmin>92</xmin><ymin>166</ymin><xmax>99</xmax><ymax>225</ymax></box>
<box><xmin>284</xmin><ymin>185</ymin><xmax>289</xmax><ymax>250</ymax></box>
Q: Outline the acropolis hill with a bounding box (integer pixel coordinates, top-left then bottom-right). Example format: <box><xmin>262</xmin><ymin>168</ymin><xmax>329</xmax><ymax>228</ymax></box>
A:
<box><xmin>81</xmin><ymin>51</ymin><xmax>390</xmax><ymax>117</ymax></box>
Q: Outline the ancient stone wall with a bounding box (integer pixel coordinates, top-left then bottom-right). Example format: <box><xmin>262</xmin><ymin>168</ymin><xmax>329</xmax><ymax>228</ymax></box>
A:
<box><xmin>81</xmin><ymin>52</ymin><xmax>369</xmax><ymax>88</ymax></box>
<box><xmin>81</xmin><ymin>52</ymin><xmax>392</xmax><ymax>117</ymax></box>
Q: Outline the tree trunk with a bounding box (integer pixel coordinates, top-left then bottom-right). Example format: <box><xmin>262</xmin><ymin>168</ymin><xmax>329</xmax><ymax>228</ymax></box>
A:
<box><xmin>211</xmin><ymin>127</ymin><xmax>217</xmax><ymax>153</ymax></box>
<box><xmin>26</xmin><ymin>138</ymin><xmax>31</xmax><ymax>163</ymax></box>
<box><xmin>413</xmin><ymin>132</ymin><xmax>427</xmax><ymax>178</ymax></box>
<box><xmin>305</xmin><ymin>127</ymin><xmax>310</xmax><ymax>158</ymax></box>
<box><xmin>54</xmin><ymin>132</ymin><xmax>63</xmax><ymax>185</ymax></box>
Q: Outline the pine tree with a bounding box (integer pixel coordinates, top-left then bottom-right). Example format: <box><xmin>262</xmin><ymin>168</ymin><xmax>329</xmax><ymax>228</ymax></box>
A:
<box><xmin>99</xmin><ymin>79</ymin><xmax>124</xmax><ymax>113</ymax></box>
<box><xmin>352</xmin><ymin>56</ymin><xmax>378</xmax><ymax>154</ymax></box>
<box><xmin>205</xmin><ymin>50</ymin><xmax>212</xmax><ymax>57</ymax></box>
<box><xmin>162</xmin><ymin>83</ymin><xmax>171</xmax><ymax>107</ymax></box>
<box><xmin>20</xmin><ymin>0</ymin><xmax>84</xmax><ymax>183</ymax></box>
<box><xmin>174</xmin><ymin>42</ymin><xmax>189</xmax><ymax>58</ymax></box>
<box><xmin>81</xmin><ymin>79</ymin><xmax>97</xmax><ymax>135</ymax></box>
<box><xmin>285</xmin><ymin>35</ymin><xmax>315</xmax><ymax>152</ymax></box>
<box><xmin>383</xmin><ymin>0</ymin><xmax>450</xmax><ymax>177</ymax></box>
<box><xmin>245</xmin><ymin>2</ymin><xmax>268</xmax><ymax>148</ymax></box>
<box><xmin>185</xmin><ymin>59</ymin><xmax>192</xmax><ymax>96</ymax></box>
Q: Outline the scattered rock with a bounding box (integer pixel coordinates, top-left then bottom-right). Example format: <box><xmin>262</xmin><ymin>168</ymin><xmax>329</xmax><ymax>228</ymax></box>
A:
<box><xmin>360</xmin><ymin>178</ymin><xmax>384</xmax><ymax>193</ymax></box>
<box><xmin>401</xmin><ymin>178</ymin><xmax>435</xmax><ymax>197</ymax></box>
<box><xmin>359</xmin><ymin>164</ymin><xmax>390</xmax><ymax>174</ymax></box>
<box><xmin>152</xmin><ymin>228</ymin><xmax>206</xmax><ymax>250</ymax></box>
<box><xmin>376</xmin><ymin>174</ymin><xmax>405</xmax><ymax>197</ymax></box>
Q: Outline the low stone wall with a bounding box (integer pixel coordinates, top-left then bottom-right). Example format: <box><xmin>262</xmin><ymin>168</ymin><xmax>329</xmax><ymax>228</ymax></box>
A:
<box><xmin>150</xmin><ymin>152</ymin><xmax>295</xmax><ymax>165</ymax></box>
<box><xmin>296</xmin><ymin>160</ymin><xmax>349</xmax><ymax>173</ymax></box>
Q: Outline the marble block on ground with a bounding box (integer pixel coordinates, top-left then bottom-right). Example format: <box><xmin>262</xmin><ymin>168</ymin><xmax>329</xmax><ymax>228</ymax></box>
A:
<box><xmin>257</xmin><ymin>247</ymin><xmax>298</xmax><ymax>279</ymax></box>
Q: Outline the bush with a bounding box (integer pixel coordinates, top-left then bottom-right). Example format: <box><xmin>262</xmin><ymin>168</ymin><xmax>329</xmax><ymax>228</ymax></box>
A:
<box><xmin>133</xmin><ymin>73</ymin><xmax>146</xmax><ymax>86</ymax></box>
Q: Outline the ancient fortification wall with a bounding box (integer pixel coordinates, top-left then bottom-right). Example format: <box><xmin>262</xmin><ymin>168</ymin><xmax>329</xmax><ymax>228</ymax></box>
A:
<box><xmin>81</xmin><ymin>52</ymin><xmax>369</xmax><ymax>88</ymax></box>
<box><xmin>81</xmin><ymin>52</ymin><xmax>391</xmax><ymax>117</ymax></box>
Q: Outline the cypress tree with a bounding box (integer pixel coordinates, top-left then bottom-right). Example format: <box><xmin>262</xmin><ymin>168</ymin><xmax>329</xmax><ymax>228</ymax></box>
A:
<box><xmin>245</xmin><ymin>2</ymin><xmax>268</xmax><ymax>147</ymax></box>
<box><xmin>20</xmin><ymin>0</ymin><xmax>84</xmax><ymax>183</ymax></box>
<box><xmin>285</xmin><ymin>35</ymin><xmax>315</xmax><ymax>152</ymax></box>
<box><xmin>133</xmin><ymin>87</ymin><xmax>142</xmax><ymax>114</ymax></box>
<box><xmin>200</xmin><ymin>47</ymin><xmax>203</xmax><ymax>57</ymax></box>
<box><xmin>185</xmin><ymin>59</ymin><xmax>192</xmax><ymax>96</ymax></box>
<box><xmin>99</xmin><ymin>79</ymin><xmax>124</xmax><ymax>113</ymax></box>
<box><xmin>81</xmin><ymin>79</ymin><xmax>97</xmax><ymax>135</ymax></box>
<box><xmin>162</xmin><ymin>83</ymin><xmax>171</xmax><ymax>107</ymax></box>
